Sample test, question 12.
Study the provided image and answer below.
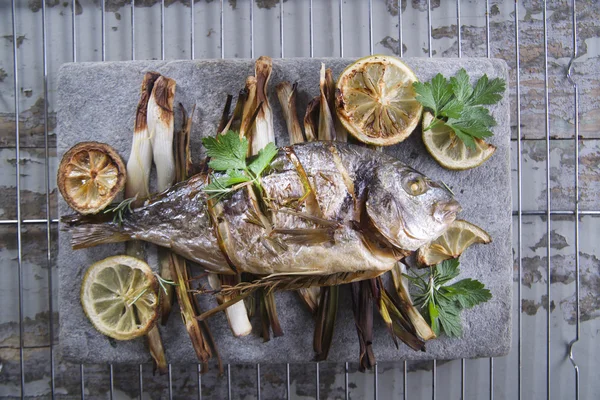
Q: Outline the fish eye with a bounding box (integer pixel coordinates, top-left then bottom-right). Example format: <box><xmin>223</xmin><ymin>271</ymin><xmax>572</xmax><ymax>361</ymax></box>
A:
<box><xmin>402</xmin><ymin>175</ymin><xmax>429</xmax><ymax>196</ymax></box>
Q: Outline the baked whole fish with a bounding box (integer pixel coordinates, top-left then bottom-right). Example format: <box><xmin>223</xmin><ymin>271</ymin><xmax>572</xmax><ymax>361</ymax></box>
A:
<box><xmin>65</xmin><ymin>141</ymin><xmax>461</xmax><ymax>282</ymax></box>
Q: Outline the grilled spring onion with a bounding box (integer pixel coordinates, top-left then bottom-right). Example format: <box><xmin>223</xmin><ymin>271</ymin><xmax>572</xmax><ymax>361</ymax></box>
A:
<box><xmin>390</xmin><ymin>262</ymin><xmax>436</xmax><ymax>341</ymax></box>
<box><xmin>209</xmin><ymin>91</ymin><xmax>254</xmax><ymax>338</ymax></box>
<box><xmin>125</xmin><ymin>71</ymin><xmax>167</xmax><ymax>375</ymax></box>
<box><xmin>318</xmin><ymin>63</ymin><xmax>337</xmax><ymax>141</ymax></box>
<box><xmin>240</xmin><ymin>77</ymin><xmax>257</xmax><ymax>140</ymax></box>
<box><xmin>172</xmin><ymin>104</ymin><xmax>222</xmax><ymax>369</ymax></box>
<box><xmin>325</xmin><ymin>67</ymin><xmax>348</xmax><ymax>142</ymax></box>
<box><xmin>147</xmin><ymin>75</ymin><xmax>177</xmax><ymax>324</ymax></box>
<box><xmin>126</xmin><ymin>71</ymin><xmax>160</xmax><ymax>204</ymax></box>
<box><xmin>304</xmin><ymin>65</ymin><xmax>347</xmax><ymax>144</ymax></box>
<box><xmin>247</xmin><ymin>57</ymin><xmax>284</xmax><ymax>340</ymax></box>
<box><xmin>208</xmin><ymin>274</ymin><xmax>253</xmax><ymax>337</ymax></box>
<box><xmin>276</xmin><ymin>81</ymin><xmax>304</xmax><ymax>145</ymax></box>
<box><xmin>148</xmin><ymin>75</ymin><xmax>177</xmax><ymax>191</ymax></box>
<box><xmin>252</xmin><ymin>56</ymin><xmax>275</xmax><ymax>155</ymax></box>
<box><xmin>279</xmin><ymin>74</ymin><xmax>339</xmax><ymax>354</ymax></box>
<box><xmin>303</xmin><ymin>97</ymin><xmax>319</xmax><ymax>142</ymax></box>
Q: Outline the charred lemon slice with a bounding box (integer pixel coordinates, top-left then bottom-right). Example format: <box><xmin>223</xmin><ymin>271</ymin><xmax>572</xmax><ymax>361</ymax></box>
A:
<box><xmin>422</xmin><ymin>112</ymin><xmax>496</xmax><ymax>170</ymax></box>
<box><xmin>57</xmin><ymin>141</ymin><xmax>126</xmax><ymax>214</ymax></box>
<box><xmin>417</xmin><ymin>220</ymin><xmax>492</xmax><ymax>266</ymax></box>
<box><xmin>80</xmin><ymin>255</ymin><xmax>160</xmax><ymax>340</ymax></box>
<box><xmin>336</xmin><ymin>55</ymin><xmax>422</xmax><ymax>146</ymax></box>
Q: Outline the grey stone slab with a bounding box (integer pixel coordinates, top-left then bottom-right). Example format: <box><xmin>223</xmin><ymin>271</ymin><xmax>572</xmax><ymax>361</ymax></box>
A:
<box><xmin>57</xmin><ymin>57</ymin><xmax>511</xmax><ymax>365</ymax></box>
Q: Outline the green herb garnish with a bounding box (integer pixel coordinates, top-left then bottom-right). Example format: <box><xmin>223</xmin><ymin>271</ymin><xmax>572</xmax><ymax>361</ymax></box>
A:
<box><xmin>406</xmin><ymin>258</ymin><xmax>492</xmax><ymax>337</ymax></box>
<box><xmin>104</xmin><ymin>196</ymin><xmax>137</xmax><ymax>225</ymax></box>
<box><xmin>202</xmin><ymin>130</ymin><xmax>278</xmax><ymax>199</ymax></box>
<box><xmin>413</xmin><ymin>69</ymin><xmax>505</xmax><ymax>149</ymax></box>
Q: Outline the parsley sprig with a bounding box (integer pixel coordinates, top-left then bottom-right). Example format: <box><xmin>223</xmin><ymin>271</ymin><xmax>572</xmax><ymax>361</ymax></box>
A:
<box><xmin>406</xmin><ymin>259</ymin><xmax>491</xmax><ymax>337</ymax></box>
<box><xmin>413</xmin><ymin>69</ymin><xmax>505</xmax><ymax>149</ymax></box>
<box><xmin>202</xmin><ymin>130</ymin><xmax>278</xmax><ymax>199</ymax></box>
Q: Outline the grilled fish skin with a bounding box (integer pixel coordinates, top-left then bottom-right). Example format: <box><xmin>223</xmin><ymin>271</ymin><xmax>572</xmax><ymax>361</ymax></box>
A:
<box><xmin>66</xmin><ymin>142</ymin><xmax>460</xmax><ymax>278</ymax></box>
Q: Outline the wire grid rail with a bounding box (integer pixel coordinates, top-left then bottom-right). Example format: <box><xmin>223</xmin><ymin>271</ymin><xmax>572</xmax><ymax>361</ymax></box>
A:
<box><xmin>1</xmin><ymin>0</ymin><xmax>592</xmax><ymax>398</ymax></box>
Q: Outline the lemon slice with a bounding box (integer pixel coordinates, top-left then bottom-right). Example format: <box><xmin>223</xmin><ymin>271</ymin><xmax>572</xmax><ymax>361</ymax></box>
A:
<box><xmin>417</xmin><ymin>220</ymin><xmax>492</xmax><ymax>266</ymax></box>
<box><xmin>422</xmin><ymin>112</ymin><xmax>496</xmax><ymax>170</ymax></box>
<box><xmin>80</xmin><ymin>255</ymin><xmax>160</xmax><ymax>340</ymax></box>
<box><xmin>58</xmin><ymin>141</ymin><xmax>126</xmax><ymax>214</ymax></box>
<box><xmin>336</xmin><ymin>55</ymin><xmax>423</xmax><ymax>146</ymax></box>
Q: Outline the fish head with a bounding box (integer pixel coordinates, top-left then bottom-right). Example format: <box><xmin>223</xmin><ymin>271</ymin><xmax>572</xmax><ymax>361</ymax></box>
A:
<box><xmin>365</xmin><ymin>161</ymin><xmax>461</xmax><ymax>251</ymax></box>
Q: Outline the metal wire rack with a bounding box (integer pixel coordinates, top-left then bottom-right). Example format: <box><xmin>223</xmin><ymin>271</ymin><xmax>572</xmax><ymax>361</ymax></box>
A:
<box><xmin>1</xmin><ymin>0</ymin><xmax>596</xmax><ymax>398</ymax></box>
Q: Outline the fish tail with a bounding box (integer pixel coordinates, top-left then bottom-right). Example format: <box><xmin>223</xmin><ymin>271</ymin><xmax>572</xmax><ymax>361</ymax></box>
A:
<box><xmin>71</xmin><ymin>224</ymin><xmax>131</xmax><ymax>249</ymax></box>
<box><xmin>64</xmin><ymin>216</ymin><xmax>132</xmax><ymax>249</ymax></box>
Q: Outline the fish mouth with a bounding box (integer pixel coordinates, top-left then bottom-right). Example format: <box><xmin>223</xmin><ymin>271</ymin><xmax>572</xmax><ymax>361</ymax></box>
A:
<box><xmin>433</xmin><ymin>200</ymin><xmax>462</xmax><ymax>224</ymax></box>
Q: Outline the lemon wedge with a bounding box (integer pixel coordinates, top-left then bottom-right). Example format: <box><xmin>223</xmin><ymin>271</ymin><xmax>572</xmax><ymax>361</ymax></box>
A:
<box><xmin>80</xmin><ymin>255</ymin><xmax>160</xmax><ymax>340</ymax></box>
<box><xmin>422</xmin><ymin>112</ymin><xmax>496</xmax><ymax>170</ymax></box>
<box><xmin>417</xmin><ymin>220</ymin><xmax>492</xmax><ymax>266</ymax></box>
<box><xmin>336</xmin><ymin>55</ymin><xmax>422</xmax><ymax>146</ymax></box>
<box><xmin>58</xmin><ymin>141</ymin><xmax>126</xmax><ymax>214</ymax></box>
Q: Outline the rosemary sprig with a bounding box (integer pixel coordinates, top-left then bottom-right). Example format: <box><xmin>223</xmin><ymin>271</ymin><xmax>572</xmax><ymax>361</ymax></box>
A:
<box><xmin>104</xmin><ymin>196</ymin><xmax>137</xmax><ymax>225</ymax></box>
<box><xmin>155</xmin><ymin>273</ymin><xmax>178</xmax><ymax>296</ymax></box>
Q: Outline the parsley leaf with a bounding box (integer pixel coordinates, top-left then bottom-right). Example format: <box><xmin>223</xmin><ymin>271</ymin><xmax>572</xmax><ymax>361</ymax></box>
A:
<box><xmin>439</xmin><ymin>98</ymin><xmax>464</xmax><ymax>119</ymax></box>
<box><xmin>443</xmin><ymin>279</ymin><xmax>492</xmax><ymax>309</ymax></box>
<box><xmin>436</xmin><ymin>297</ymin><xmax>463</xmax><ymax>337</ymax></box>
<box><xmin>446</xmin><ymin>115</ymin><xmax>493</xmax><ymax>140</ymax></box>
<box><xmin>434</xmin><ymin>258</ymin><xmax>460</xmax><ymax>285</ymax></box>
<box><xmin>202</xmin><ymin>130</ymin><xmax>278</xmax><ymax>199</ymax></box>
<box><xmin>469</xmin><ymin>74</ymin><xmax>505</xmax><ymax>106</ymax></box>
<box><xmin>413</xmin><ymin>73</ymin><xmax>453</xmax><ymax>115</ymax></box>
<box><xmin>248</xmin><ymin>142</ymin><xmax>278</xmax><ymax>177</ymax></box>
<box><xmin>203</xmin><ymin>169</ymin><xmax>251</xmax><ymax>194</ymax></box>
<box><xmin>411</xmin><ymin>258</ymin><xmax>492</xmax><ymax>338</ymax></box>
<box><xmin>413</xmin><ymin>68</ymin><xmax>505</xmax><ymax>150</ymax></box>
<box><xmin>202</xmin><ymin>130</ymin><xmax>248</xmax><ymax>171</ymax></box>
<box><xmin>449</xmin><ymin>68</ymin><xmax>473</xmax><ymax>104</ymax></box>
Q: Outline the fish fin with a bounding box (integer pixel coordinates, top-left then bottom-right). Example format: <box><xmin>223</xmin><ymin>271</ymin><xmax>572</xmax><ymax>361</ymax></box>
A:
<box><xmin>70</xmin><ymin>223</ymin><xmax>131</xmax><ymax>249</ymax></box>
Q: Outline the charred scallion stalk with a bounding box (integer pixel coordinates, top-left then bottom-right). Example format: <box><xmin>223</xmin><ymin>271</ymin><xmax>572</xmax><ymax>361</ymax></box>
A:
<box><xmin>275</xmin><ymin>81</ymin><xmax>321</xmax><ymax>315</ymax></box>
<box><xmin>252</xmin><ymin>56</ymin><xmax>275</xmax><ymax>154</ymax></box>
<box><xmin>276</xmin><ymin>81</ymin><xmax>304</xmax><ymax>144</ymax></box>
<box><xmin>171</xmin><ymin>104</ymin><xmax>221</xmax><ymax>368</ymax></box>
<box><xmin>240</xmin><ymin>77</ymin><xmax>257</xmax><ymax>140</ymax></box>
<box><xmin>126</xmin><ymin>71</ymin><xmax>160</xmax><ymax>204</ymax></box>
<box><xmin>223</xmin><ymin>88</ymin><xmax>249</xmax><ymax>135</ymax></box>
<box><xmin>325</xmin><ymin>68</ymin><xmax>348</xmax><ymax>142</ymax></box>
<box><xmin>318</xmin><ymin>63</ymin><xmax>337</xmax><ymax>141</ymax></box>
<box><xmin>148</xmin><ymin>76</ymin><xmax>177</xmax><ymax>191</ymax></box>
<box><xmin>303</xmin><ymin>97</ymin><xmax>319</xmax><ymax>142</ymax></box>
<box><xmin>217</xmin><ymin>94</ymin><xmax>233</xmax><ymax>135</ymax></box>
<box><xmin>313</xmin><ymin>285</ymin><xmax>339</xmax><ymax>361</ymax></box>
<box><xmin>174</xmin><ymin>103</ymin><xmax>194</xmax><ymax>182</ymax></box>
<box><xmin>296</xmin><ymin>71</ymin><xmax>340</xmax><ymax>357</ymax></box>
<box><xmin>351</xmin><ymin>280</ymin><xmax>375</xmax><ymax>372</ymax></box>
<box><xmin>249</xmin><ymin>56</ymin><xmax>283</xmax><ymax>340</ymax></box>
<box><xmin>147</xmin><ymin>75</ymin><xmax>177</xmax><ymax>324</ymax></box>
<box><xmin>170</xmin><ymin>252</ymin><xmax>213</xmax><ymax>364</ymax></box>
<box><xmin>146</xmin><ymin>327</ymin><xmax>168</xmax><ymax>374</ymax></box>
<box><xmin>208</xmin><ymin>274</ymin><xmax>252</xmax><ymax>337</ymax></box>
<box><xmin>372</xmin><ymin>277</ymin><xmax>426</xmax><ymax>351</ymax></box>
<box><xmin>125</xmin><ymin>72</ymin><xmax>167</xmax><ymax>375</ymax></box>
<box><xmin>208</xmin><ymin>92</ymin><xmax>255</xmax><ymax>338</ymax></box>
<box><xmin>391</xmin><ymin>262</ymin><xmax>436</xmax><ymax>341</ymax></box>
<box><xmin>297</xmin><ymin>287</ymin><xmax>320</xmax><ymax>314</ymax></box>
